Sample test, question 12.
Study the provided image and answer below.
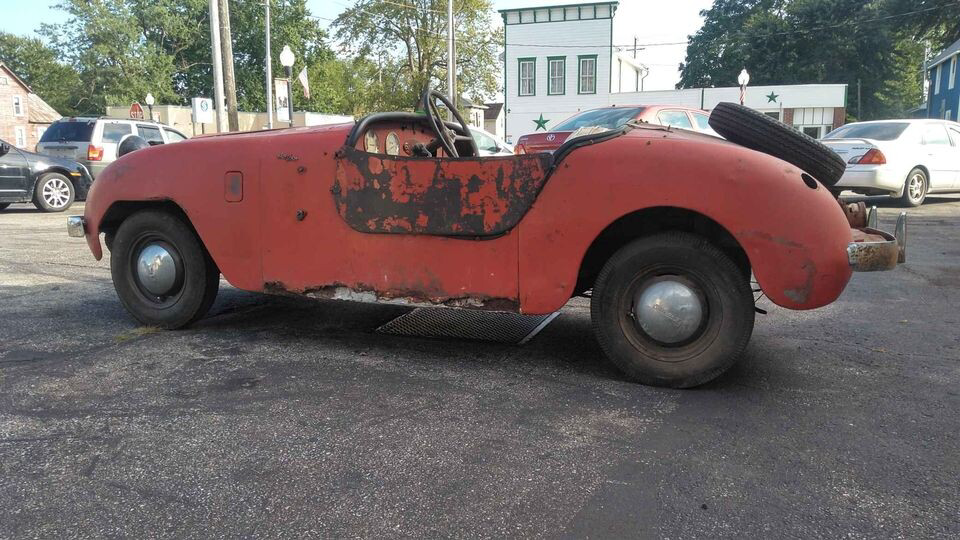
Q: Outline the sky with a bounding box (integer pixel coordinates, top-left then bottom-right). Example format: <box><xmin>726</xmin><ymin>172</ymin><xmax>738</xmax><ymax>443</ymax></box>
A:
<box><xmin>0</xmin><ymin>0</ymin><xmax>712</xmax><ymax>91</ymax></box>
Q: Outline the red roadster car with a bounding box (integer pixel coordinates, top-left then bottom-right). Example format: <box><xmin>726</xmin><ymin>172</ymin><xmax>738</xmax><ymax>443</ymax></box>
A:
<box><xmin>67</xmin><ymin>90</ymin><xmax>905</xmax><ymax>387</ymax></box>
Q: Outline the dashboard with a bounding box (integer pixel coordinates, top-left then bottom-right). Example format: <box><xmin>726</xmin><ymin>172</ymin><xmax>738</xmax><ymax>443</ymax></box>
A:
<box><xmin>352</xmin><ymin>120</ymin><xmax>445</xmax><ymax>157</ymax></box>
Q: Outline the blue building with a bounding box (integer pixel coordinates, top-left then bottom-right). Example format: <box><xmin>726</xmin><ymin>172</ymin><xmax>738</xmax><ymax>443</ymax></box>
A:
<box><xmin>927</xmin><ymin>38</ymin><xmax>960</xmax><ymax>121</ymax></box>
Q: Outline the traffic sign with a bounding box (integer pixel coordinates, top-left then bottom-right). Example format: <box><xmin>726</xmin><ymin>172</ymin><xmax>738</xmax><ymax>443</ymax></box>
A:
<box><xmin>192</xmin><ymin>97</ymin><xmax>214</xmax><ymax>124</ymax></box>
<box><xmin>129</xmin><ymin>102</ymin><xmax>145</xmax><ymax>120</ymax></box>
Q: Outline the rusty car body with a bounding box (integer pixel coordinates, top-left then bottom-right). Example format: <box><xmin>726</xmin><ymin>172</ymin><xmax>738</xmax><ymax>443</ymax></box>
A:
<box><xmin>68</xmin><ymin>91</ymin><xmax>905</xmax><ymax>387</ymax></box>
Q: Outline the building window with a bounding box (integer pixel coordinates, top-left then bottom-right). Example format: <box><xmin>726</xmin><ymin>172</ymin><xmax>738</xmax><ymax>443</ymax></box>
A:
<box><xmin>950</xmin><ymin>56</ymin><xmax>957</xmax><ymax>90</ymax></box>
<box><xmin>547</xmin><ymin>57</ymin><xmax>565</xmax><ymax>95</ymax></box>
<box><xmin>0</xmin><ymin>76</ymin><xmax>8</xmax><ymax>85</ymax></box>
<box><xmin>934</xmin><ymin>64</ymin><xmax>941</xmax><ymax>94</ymax></box>
<box><xmin>14</xmin><ymin>126</ymin><xmax>26</xmax><ymax>148</ymax></box>
<box><xmin>518</xmin><ymin>58</ymin><xmax>535</xmax><ymax>96</ymax></box>
<box><xmin>578</xmin><ymin>55</ymin><xmax>597</xmax><ymax>94</ymax></box>
<box><xmin>13</xmin><ymin>95</ymin><xmax>24</xmax><ymax>116</ymax></box>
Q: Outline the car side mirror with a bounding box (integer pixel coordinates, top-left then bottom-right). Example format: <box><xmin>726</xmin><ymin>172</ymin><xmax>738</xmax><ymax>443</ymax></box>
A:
<box><xmin>0</xmin><ymin>142</ymin><xmax>9</xmax><ymax>156</ymax></box>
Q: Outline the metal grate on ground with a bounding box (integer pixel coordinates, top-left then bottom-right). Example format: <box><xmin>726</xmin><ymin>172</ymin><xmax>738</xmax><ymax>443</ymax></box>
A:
<box><xmin>376</xmin><ymin>308</ymin><xmax>560</xmax><ymax>345</ymax></box>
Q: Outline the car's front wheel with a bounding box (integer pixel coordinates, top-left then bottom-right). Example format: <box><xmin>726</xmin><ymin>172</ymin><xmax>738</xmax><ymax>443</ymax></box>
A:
<box><xmin>591</xmin><ymin>232</ymin><xmax>755</xmax><ymax>388</ymax></box>
<box><xmin>0</xmin><ymin>203</ymin><xmax>10</xmax><ymax>211</ymax></box>
<box><xmin>899</xmin><ymin>167</ymin><xmax>927</xmax><ymax>207</ymax></box>
<box><xmin>33</xmin><ymin>173</ymin><xmax>75</xmax><ymax>212</ymax></box>
<box><xmin>110</xmin><ymin>210</ymin><xmax>220</xmax><ymax>329</ymax></box>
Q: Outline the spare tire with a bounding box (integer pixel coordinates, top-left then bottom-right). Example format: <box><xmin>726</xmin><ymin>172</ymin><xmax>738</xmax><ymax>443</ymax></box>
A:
<box><xmin>118</xmin><ymin>135</ymin><xmax>150</xmax><ymax>157</ymax></box>
<box><xmin>708</xmin><ymin>102</ymin><xmax>846</xmax><ymax>187</ymax></box>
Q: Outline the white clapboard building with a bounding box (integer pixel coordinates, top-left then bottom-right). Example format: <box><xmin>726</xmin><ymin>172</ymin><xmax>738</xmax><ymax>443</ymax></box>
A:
<box><xmin>500</xmin><ymin>1</ymin><xmax>848</xmax><ymax>143</ymax></box>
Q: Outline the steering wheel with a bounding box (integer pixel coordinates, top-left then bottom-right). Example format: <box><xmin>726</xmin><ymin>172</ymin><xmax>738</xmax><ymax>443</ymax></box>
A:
<box><xmin>421</xmin><ymin>87</ymin><xmax>478</xmax><ymax>158</ymax></box>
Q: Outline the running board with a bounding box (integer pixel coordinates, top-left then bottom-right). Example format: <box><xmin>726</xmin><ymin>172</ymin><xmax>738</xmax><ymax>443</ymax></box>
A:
<box><xmin>376</xmin><ymin>308</ymin><xmax>560</xmax><ymax>345</ymax></box>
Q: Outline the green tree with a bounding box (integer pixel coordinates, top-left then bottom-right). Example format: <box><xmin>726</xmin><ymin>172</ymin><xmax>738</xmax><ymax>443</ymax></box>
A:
<box><xmin>39</xmin><ymin>0</ymin><xmax>337</xmax><ymax>114</ymax></box>
<box><xmin>888</xmin><ymin>0</ymin><xmax>960</xmax><ymax>50</ymax></box>
<box><xmin>41</xmin><ymin>0</ymin><xmax>187</xmax><ymax>113</ymax></box>
<box><xmin>0</xmin><ymin>32</ymin><xmax>82</xmax><ymax>115</ymax></box>
<box><xmin>332</xmin><ymin>0</ymin><xmax>501</xmax><ymax>113</ymax></box>
<box><xmin>678</xmin><ymin>0</ymin><xmax>935</xmax><ymax>120</ymax></box>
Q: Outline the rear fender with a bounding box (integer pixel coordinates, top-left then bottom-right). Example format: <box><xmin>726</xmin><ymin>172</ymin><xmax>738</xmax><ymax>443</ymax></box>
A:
<box><xmin>516</xmin><ymin>131</ymin><xmax>854</xmax><ymax>313</ymax></box>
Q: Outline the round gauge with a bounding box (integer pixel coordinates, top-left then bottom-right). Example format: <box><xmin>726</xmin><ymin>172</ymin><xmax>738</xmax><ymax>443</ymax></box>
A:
<box><xmin>385</xmin><ymin>132</ymin><xmax>400</xmax><ymax>156</ymax></box>
<box><xmin>364</xmin><ymin>131</ymin><xmax>379</xmax><ymax>153</ymax></box>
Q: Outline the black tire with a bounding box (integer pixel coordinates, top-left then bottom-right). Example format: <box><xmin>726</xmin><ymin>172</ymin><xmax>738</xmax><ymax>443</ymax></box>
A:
<box><xmin>33</xmin><ymin>172</ymin><xmax>75</xmax><ymax>212</ymax></box>
<box><xmin>0</xmin><ymin>203</ymin><xmax>10</xmax><ymax>211</ymax></box>
<box><xmin>591</xmin><ymin>232</ymin><xmax>755</xmax><ymax>388</ymax></box>
<box><xmin>110</xmin><ymin>210</ymin><xmax>219</xmax><ymax>329</ymax></box>
<box><xmin>898</xmin><ymin>167</ymin><xmax>927</xmax><ymax>207</ymax></box>
<box><xmin>708</xmin><ymin>102</ymin><xmax>846</xmax><ymax>187</ymax></box>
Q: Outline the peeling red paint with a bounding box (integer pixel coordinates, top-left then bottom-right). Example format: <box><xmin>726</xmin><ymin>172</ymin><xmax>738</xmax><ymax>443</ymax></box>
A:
<box><xmin>333</xmin><ymin>145</ymin><xmax>551</xmax><ymax>236</ymax></box>
<box><xmin>263</xmin><ymin>280</ymin><xmax>519</xmax><ymax>312</ymax></box>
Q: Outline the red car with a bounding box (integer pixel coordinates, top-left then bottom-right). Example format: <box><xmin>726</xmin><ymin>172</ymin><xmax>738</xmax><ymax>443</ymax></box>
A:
<box><xmin>67</xmin><ymin>91</ymin><xmax>904</xmax><ymax>388</ymax></box>
<box><xmin>515</xmin><ymin>105</ymin><xmax>718</xmax><ymax>154</ymax></box>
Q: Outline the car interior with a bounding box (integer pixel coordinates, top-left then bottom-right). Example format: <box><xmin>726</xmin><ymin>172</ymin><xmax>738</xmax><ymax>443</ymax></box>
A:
<box><xmin>345</xmin><ymin>87</ymin><xmax>624</xmax><ymax>164</ymax></box>
<box><xmin>346</xmin><ymin>88</ymin><xmax>481</xmax><ymax>158</ymax></box>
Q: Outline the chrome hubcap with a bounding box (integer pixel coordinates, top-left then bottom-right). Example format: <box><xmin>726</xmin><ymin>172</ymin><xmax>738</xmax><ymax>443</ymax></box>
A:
<box><xmin>633</xmin><ymin>279</ymin><xmax>704</xmax><ymax>344</ymax></box>
<box><xmin>908</xmin><ymin>174</ymin><xmax>924</xmax><ymax>201</ymax></box>
<box><xmin>42</xmin><ymin>178</ymin><xmax>70</xmax><ymax>208</ymax></box>
<box><xmin>136</xmin><ymin>243</ymin><xmax>178</xmax><ymax>296</ymax></box>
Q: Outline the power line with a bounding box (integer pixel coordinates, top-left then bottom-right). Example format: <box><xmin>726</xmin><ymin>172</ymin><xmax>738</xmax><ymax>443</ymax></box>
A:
<box><xmin>381</xmin><ymin>0</ymin><xmax>445</xmax><ymax>15</ymax></box>
<box><xmin>714</xmin><ymin>2</ymin><xmax>952</xmax><ymax>40</ymax></box>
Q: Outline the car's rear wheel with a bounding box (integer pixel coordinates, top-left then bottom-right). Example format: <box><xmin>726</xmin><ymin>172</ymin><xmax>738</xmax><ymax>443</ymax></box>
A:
<box><xmin>110</xmin><ymin>210</ymin><xmax>219</xmax><ymax>329</ymax></box>
<box><xmin>899</xmin><ymin>167</ymin><xmax>927</xmax><ymax>207</ymax></box>
<box><xmin>33</xmin><ymin>173</ymin><xmax>75</xmax><ymax>212</ymax></box>
<box><xmin>591</xmin><ymin>232</ymin><xmax>755</xmax><ymax>388</ymax></box>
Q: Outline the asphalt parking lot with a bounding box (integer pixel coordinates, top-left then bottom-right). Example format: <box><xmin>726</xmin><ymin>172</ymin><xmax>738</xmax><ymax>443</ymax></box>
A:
<box><xmin>1</xmin><ymin>198</ymin><xmax>959</xmax><ymax>538</ymax></box>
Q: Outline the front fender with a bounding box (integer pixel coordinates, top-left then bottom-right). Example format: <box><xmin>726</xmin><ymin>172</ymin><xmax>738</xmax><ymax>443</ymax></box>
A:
<box><xmin>517</xmin><ymin>129</ymin><xmax>853</xmax><ymax>313</ymax></box>
<box><xmin>81</xmin><ymin>138</ymin><xmax>265</xmax><ymax>291</ymax></box>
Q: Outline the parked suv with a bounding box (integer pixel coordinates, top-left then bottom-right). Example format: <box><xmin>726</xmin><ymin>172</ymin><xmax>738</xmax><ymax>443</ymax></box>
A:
<box><xmin>36</xmin><ymin>117</ymin><xmax>188</xmax><ymax>179</ymax></box>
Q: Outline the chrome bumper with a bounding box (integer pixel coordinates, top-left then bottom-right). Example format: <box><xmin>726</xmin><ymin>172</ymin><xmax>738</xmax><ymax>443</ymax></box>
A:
<box><xmin>66</xmin><ymin>216</ymin><xmax>86</xmax><ymax>238</ymax></box>
<box><xmin>847</xmin><ymin>209</ymin><xmax>906</xmax><ymax>272</ymax></box>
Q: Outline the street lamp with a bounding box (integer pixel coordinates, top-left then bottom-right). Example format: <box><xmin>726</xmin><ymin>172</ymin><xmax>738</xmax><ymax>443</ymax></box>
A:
<box><xmin>145</xmin><ymin>92</ymin><xmax>155</xmax><ymax>121</ymax></box>
<box><xmin>279</xmin><ymin>45</ymin><xmax>295</xmax><ymax>128</ymax></box>
<box><xmin>737</xmin><ymin>69</ymin><xmax>750</xmax><ymax>105</ymax></box>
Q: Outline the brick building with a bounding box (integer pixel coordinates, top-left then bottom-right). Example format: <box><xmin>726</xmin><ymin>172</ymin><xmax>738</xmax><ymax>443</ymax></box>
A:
<box><xmin>0</xmin><ymin>62</ymin><xmax>62</xmax><ymax>150</ymax></box>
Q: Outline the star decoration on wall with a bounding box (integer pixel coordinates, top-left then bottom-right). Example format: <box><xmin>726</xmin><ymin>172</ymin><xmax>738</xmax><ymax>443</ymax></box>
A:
<box><xmin>766</xmin><ymin>91</ymin><xmax>779</xmax><ymax>103</ymax></box>
<box><xmin>533</xmin><ymin>114</ymin><xmax>550</xmax><ymax>131</ymax></box>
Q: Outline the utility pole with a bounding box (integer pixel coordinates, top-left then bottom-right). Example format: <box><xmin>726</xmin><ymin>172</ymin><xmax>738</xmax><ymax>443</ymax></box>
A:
<box><xmin>219</xmin><ymin>0</ymin><xmax>239</xmax><ymax>132</ymax></box>
<box><xmin>857</xmin><ymin>78</ymin><xmax>862</xmax><ymax>120</ymax></box>
<box><xmin>265</xmin><ymin>0</ymin><xmax>273</xmax><ymax>129</ymax></box>
<box><xmin>446</xmin><ymin>0</ymin><xmax>455</xmax><ymax>119</ymax></box>
<box><xmin>208</xmin><ymin>0</ymin><xmax>227</xmax><ymax>133</ymax></box>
